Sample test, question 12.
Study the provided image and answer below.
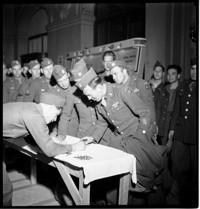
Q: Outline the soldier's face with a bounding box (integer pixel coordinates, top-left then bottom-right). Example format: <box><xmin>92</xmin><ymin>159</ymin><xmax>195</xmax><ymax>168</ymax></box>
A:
<box><xmin>42</xmin><ymin>64</ymin><xmax>53</xmax><ymax>79</ymax></box>
<box><xmin>103</xmin><ymin>55</ymin><xmax>114</xmax><ymax>71</ymax></box>
<box><xmin>83</xmin><ymin>84</ymin><xmax>103</xmax><ymax>102</ymax></box>
<box><xmin>190</xmin><ymin>65</ymin><xmax>196</xmax><ymax>81</ymax></box>
<box><xmin>31</xmin><ymin>64</ymin><xmax>41</xmax><ymax>79</ymax></box>
<box><xmin>153</xmin><ymin>66</ymin><xmax>164</xmax><ymax>80</ymax></box>
<box><xmin>167</xmin><ymin>68</ymin><xmax>180</xmax><ymax>84</ymax></box>
<box><xmin>57</xmin><ymin>73</ymin><xmax>70</xmax><ymax>89</ymax></box>
<box><xmin>111</xmin><ymin>66</ymin><xmax>125</xmax><ymax>84</ymax></box>
<box><xmin>12</xmin><ymin>65</ymin><xmax>22</xmax><ymax>78</ymax></box>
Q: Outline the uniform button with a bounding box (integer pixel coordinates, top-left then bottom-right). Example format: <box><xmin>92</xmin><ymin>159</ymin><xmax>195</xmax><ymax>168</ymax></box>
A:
<box><xmin>117</xmin><ymin>126</ymin><xmax>119</xmax><ymax>129</ymax></box>
<box><xmin>186</xmin><ymin>101</ymin><xmax>189</xmax><ymax>104</ymax></box>
<box><xmin>92</xmin><ymin>115</ymin><xmax>94</xmax><ymax>117</ymax></box>
<box><xmin>107</xmin><ymin>113</ymin><xmax>110</xmax><ymax>116</ymax></box>
<box><xmin>188</xmin><ymin>94</ymin><xmax>191</xmax><ymax>97</ymax></box>
<box><xmin>185</xmin><ymin>116</ymin><xmax>187</xmax><ymax>119</ymax></box>
<box><xmin>185</xmin><ymin>108</ymin><xmax>188</xmax><ymax>111</ymax></box>
<box><xmin>121</xmin><ymin>132</ymin><xmax>123</xmax><ymax>135</ymax></box>
<box><xmin>57</xmin><ymin>89</ymin><xmax>60</xmax><ymax>92</ymax></box>
<box><xmin>112</xmin><ymin>120</ymin><xmax>115</xmax><ymax>123</ymax></box>
<box><xmin>92</xmin><ymin>122</ymin><xmax>95</xmax><ymax>125</ymax></box>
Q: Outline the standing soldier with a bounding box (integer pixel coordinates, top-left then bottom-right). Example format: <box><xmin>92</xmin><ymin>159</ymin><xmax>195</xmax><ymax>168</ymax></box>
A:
<box><xmin>156</xmin><ymin>65</ymin><xmax>182</xmax><ymax>145</ymax></box>
<box><xmin>55</xmin><ymin>62</ymin><xmax>99</xmax><ymax>139</ymax></box>
<box><xmin>17</xmin><ymin>60</ymin><xmax>41</xmax><ymax>102</ymax></box>
<box><xmin>3</xmin><ymin>60</ymin><xmax>27</xmax><ymax>104</ymax></box>
<box><xmin>167</xmin><ymin>58</ymin><xmax>197</xmax><ymax>206</ymax></box>
<box><xmin>149</xmin><ymin>61</ymin><xmax>166</xmax><ymax>108</ymax></box>
<box><xmin>48</xmin><ymin>64</ymin><xmax>79</xmax><ymax>137</ymax></box>
<box><xmin>106</xmin><ymin>60</ymin><xmax>157</xmax><ymax>142</ymax></box>
<box><xmin>20</xmin><ymin>58</ymin><xmax>54</xmax><ymax>103</ymax></box>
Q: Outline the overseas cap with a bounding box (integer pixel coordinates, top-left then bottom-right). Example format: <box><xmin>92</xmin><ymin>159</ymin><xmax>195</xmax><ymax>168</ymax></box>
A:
<box><xmin>71</xmin><ymin>59</ymin><xmax>97</xmax><ymax>90</ymax></box>
<box><xmin>153</xmin><ymin>61</ymin><xmax>164</xmax><ymax>71</ymax></box>
<box><xmin>41</xmin><ymin>58</ymin><xmax>53</xmax><ymax>69</ymax></box>
<box><xmin>52</xmin><ymin>65</ymin><xmax>67</xmax><ymax>81</ymax></box>
<box><xmin>29</xmin><ymin>60</ymin><xmax>40</xmax><ymax>69</ymax></box>
<box><xmin>105</xmin><ymin>60</ymin><xmax>126</xmax><ymax>71</ymax></box>
<box><xmin>39</xmin><ymin>92</ymin><xmax>65</xmax><ymax>108</ymax></box>
<box><xmin>11</xmin><ymin>60</ymin><xmax>21</xmax><ymax>68</ymax></box>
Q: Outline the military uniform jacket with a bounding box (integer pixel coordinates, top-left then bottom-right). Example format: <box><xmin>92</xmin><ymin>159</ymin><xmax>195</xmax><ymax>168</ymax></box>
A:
<box><xmin>3</xmin><ymin>102</ymin><xmax>73</xmax><ymax>157</ymax></box>
<box><xmin>90</xmin><ymin>83</ymin><xmax>150</xmax><ymax>142</ymax></box>
<box><xmin>152</xmin><ymin>82</ymin><xmax>166</xmax><ymax>109</ymax></box>
<box><xmin>3</xmin><ymin>76</ymin><xmax>27</xmax><ymax>103</ymax></box>
<box><xmin>49</xmin><ymin>85</ymin><xmax>79</xmax><ymax>136</ymax></box>
<box><xmin>21</xmin><ymin>76</ymin><xmax>52</xmax><ymax>103</ymax></box>
<box><xmin>170</xmin><ymin>80</ymin><xmax>197</xmax><ymax>144</ymax></box>
<box><xmin>58</xmin><ymin>86</ymin><xmax>98</xmax><ymax>138</ymax></box>
<box><xmin>156</xmin><ymin>84</ymin><xmax>179</xmax><ymax>136</ymax></box>
<box><xmin>125</xmin><ymin>76</ymin><xmax>157</xmax><ymax>136</ymax></box>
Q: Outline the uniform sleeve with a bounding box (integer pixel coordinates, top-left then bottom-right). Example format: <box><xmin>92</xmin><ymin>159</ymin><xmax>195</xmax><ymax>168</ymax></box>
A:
<box><xmin>121</xmin><ymin>87</ymin><xmax>151</xmax><ymax>127</ymax></box>
<box><xmin>58</xmin><ymin>91</ymin><xmax>75</xmax><ymax>136</ymax></box>
<box><xmin>90</xmin><ymin>107</ymin><xmax>108</xmax><ymax>142</ymax></box>
<box><xmin>22</xmin><ymin>111</ymin><xmax>73</xmax><ymax>157</ymax></box>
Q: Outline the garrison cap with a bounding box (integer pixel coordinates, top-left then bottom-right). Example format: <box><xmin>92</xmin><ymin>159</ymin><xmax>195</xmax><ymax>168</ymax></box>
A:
<box><xmin>41</xmin><ymin>58</ymin><xmax>53</xmax><ymax>69</ymax></box>
<box><xmin>39</xmin><ymin>91</ymin><xmax>65</xmax><ymax>108</ymax></box>
<box><xmin>52</xmin><ymin>65</ymin><xmax>67</xmax><ymax>81</ymax></box>
<box><xmin>11</xmin><ymin>60</ymin><xmax>21</xmax><ymax>68</ymax></box>
<box><xmin>29</xmin><ymin>60</ymin><xmax>40</xmax><ymax>69</ymax></box>
<box><xmin>105</xmin><ymin>60</ymin><xmax>126</xmax><ymax>71</ymax></box>
<box><xmin>71</xmin><ymin>59</ymin><xmax>97</xmax><ymax>90</ymax></box>
<box><xmin>153</xmin><ymin>61</ymin><xmax>164</xmax><ymax>71</ymax></box>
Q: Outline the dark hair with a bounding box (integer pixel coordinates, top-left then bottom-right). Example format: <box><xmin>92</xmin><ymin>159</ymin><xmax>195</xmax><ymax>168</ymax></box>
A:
<box><xmin>87</xmin><ymin>76</ymin><xmax>103</xmax><ymax>89</ymax></box>
<box><xmin>102</xmin><ymin>50</ymin><xmax>116</xmax><ymax>61</ymax></box>
<box><xmin>167</xmin><ymin>64</ymin><xmax>182</xmax><ymax>74</ymax></box>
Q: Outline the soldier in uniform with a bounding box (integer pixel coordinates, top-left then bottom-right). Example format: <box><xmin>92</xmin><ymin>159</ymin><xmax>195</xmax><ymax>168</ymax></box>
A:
<box><xmin>55</xmin><ymin>61</ymin><xmax>99</xmax><ymax>139</ymax></box>
<box><xmin>166</xmin><ymin>58</ymin><xmax>197</xmax><ymax>206</ymax></box>
<box><xmin>48</xmin><ymin>64</ymin><xmax>79</xmax><ymax>137</ymax></box>
<box><xmin>156</xmin><ymin>64</ymin><xmax>181</xmax><ymax>145</ymax></box>
<box><xmin>20</xmin><ymin>58</ymin><xmax>54</xmax><ymax>103</ymax></box>
<box><xmin>3</xmin><ymin>61</ymin><xmax>8</xmax><ymax>82</ymax></box>
<box><xmin>106</xmin><ymin>60</ymin><xmax>157</xmax><ymax>142</ymax></box>
<box><xmin>71</xmin><ymin>59</ymin><xmax>167</xmax><ymax>199</ymax></box>
<box><xmin>3</xmin><ymin>92</ymin><xmax>85</xmax><ymax>206</ymax></box>
<box><xmin>17</xmin><ymin>60</ymin><xmax>41</xmax><ymax>102</ymax></box>
<box><xmin>3</xmin><ymin>60</ymin><xmax>27</xmax><ymax>104</ymax></box>
<box><xmin>149</xmin><ymin>61</ymin><xmax>166</xmax><ymax>109</ymax></box>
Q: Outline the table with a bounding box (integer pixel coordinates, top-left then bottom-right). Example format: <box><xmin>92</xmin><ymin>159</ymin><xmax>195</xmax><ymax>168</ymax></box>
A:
<box><xmin>3</xmin><ymin>137</ymin><xmax>137</xmax><ymax>205</ymax></box>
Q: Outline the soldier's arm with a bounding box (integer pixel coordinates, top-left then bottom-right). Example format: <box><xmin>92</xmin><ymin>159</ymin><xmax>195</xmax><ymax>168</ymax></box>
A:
<box><xmin>57</xmin><ymin>90</ymin><xmax>75</xmax><ymax>136</ymax></box>
<box><xmin>121</xmin><ymin>86</ymin><xmax>150</xmax><ymax>127</ymax></box>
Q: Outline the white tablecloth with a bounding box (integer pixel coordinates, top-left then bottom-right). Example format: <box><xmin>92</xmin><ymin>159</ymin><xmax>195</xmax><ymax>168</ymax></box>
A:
<box><xmin>54</xmin><ymin>143</ymin><xmax>137</xmax><ymax>185</ymax></box>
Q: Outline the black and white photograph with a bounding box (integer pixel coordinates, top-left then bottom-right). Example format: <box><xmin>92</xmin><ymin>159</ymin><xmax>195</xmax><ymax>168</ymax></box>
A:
<box><xmin>3</xmin><ymin>3</ymin><xmax>198</xmax><ymax>208</ymax></box>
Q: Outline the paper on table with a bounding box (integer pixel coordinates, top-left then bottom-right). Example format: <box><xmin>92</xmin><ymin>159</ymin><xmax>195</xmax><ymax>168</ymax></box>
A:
<box><xmin>52</xmin><ymin>135</ymin><xmax>80</xmax><ymax>145</ymax></box>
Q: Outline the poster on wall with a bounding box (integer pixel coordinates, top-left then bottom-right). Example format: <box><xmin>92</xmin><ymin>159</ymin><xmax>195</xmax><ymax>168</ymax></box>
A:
<box><xmin>57</xmin><ymin>55</ymin><xmax>64</xmax><ymax>65</ymax></box>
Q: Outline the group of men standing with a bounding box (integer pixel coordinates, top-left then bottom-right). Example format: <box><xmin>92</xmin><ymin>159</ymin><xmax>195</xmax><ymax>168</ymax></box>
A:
<box><xmin>3</xmin><ymin>52</ymin><xmax>197</xmax><ymax>207</ymax></box>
